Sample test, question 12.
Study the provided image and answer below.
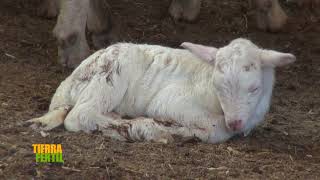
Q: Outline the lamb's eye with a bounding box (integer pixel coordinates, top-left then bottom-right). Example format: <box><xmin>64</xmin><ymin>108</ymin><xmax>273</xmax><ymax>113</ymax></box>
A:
<box><xmin>249</xmin><ymin>87</ymin><xmax>259</xmax><ymax>94</ymax></box>
<box><xmin>244</xmin><ymin>65</ymin><xmax>250</xmax><ymax>72</ymax></box>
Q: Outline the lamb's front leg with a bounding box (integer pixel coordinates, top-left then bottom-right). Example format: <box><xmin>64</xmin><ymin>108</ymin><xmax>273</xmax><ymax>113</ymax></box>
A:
<box><xmin>165</xmin><ymin>116</ymin><xmax>232</xmax><ymax>144</ymax></box>
<box><xmin>65</xmin><ymin>101</ymin><xmax>230</xmax><ymax>143</ymax></box>
<box><xmin>64</xmin><ymin>106</ymin><xmax>173</xmax><ymax>143</ymax></box>
<box><xmin>98</xmin><ymin>116</ymin><xmax>174</xmax><ymax>143</ymax></box>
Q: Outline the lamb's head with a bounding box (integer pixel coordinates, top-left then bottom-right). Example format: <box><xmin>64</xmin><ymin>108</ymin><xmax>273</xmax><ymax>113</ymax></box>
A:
<box><xmin>181</xmin><ymin>38</ymin><xmax>296</xmax><ymax>133</ymax></box>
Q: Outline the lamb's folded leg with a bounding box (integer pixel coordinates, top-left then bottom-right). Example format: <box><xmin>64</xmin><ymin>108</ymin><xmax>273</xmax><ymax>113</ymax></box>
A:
<box><xmin>97</xmin><ymin>115</ymin><xmax>229</xmax><ymax>144</ymax></box>
<box><xmin>97</xmin><ymin>116</ymin><xmax>175</xmax><ymax>143</ymax></box>
<box><xmin>64</xmin><ymin>105</ymin><xmax>174</xmax><ymax>143</ymax></box>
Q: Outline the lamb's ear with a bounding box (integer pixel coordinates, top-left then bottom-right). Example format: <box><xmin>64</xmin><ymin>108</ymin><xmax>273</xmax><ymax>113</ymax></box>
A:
<box><xmin>181</xmin><ymin>42</ymin><xmax>218</xmax><ymax>63</ymax></box>
<box><xmin>260</xmin><ymin>49</ymin><xmax>296</xmax><ymax>67</ymax></box>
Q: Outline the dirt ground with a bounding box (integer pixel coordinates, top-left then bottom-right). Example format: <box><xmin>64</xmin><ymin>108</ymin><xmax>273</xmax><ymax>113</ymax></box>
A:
<box><xmin>0</xmin><ymin>0</ymin><xmax>319</xmax><ymax>179</ymax></box>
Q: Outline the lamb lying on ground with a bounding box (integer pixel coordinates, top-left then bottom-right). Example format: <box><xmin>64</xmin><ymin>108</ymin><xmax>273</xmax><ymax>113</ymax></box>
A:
<box><xmin>28</xmin><ymin>38</ymin><xmax>296</xmax><ymax>143</ymax></box>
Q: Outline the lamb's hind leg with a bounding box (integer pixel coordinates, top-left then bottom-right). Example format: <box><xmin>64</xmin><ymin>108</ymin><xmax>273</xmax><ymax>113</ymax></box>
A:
<box><xmin>61</xmin><ymin>80</ymin><xmax>173</xmax><ymax>143</ymax></box>
<box><xmin>58</xmin><ymin>57</ymin><xmax>172</xmax><ymax>143</ymax></box>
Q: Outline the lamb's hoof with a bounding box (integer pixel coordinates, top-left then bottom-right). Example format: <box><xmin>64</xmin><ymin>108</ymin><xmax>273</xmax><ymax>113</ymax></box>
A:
<box><xmin>175</xmin><ymin>135</ymin><xmax>201</xmax><ymax>146</ymax></box>
<box><xmin>153</xmin><ymin>136</ymin><xmax>174</xmax><ymax>144</ymax></box>
<box><xmin>154</xmin><ymin>138</ymin><xmax>171</xmax><ymax>144</ymax></box>
<box><xmin>152</xmin><ymin>133</ymin><xmax>174</xmax><ymax>144</ymax></box>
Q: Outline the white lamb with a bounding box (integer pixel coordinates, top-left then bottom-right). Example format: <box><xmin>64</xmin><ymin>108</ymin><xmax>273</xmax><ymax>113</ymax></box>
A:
<box><xmin>28</xmin><ymin>38</ymin><xmax>296</xmax><ymax>143</ymax></box>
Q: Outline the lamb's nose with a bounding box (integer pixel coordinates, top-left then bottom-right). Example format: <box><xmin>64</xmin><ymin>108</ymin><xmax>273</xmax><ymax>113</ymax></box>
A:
<box><xmin>228</xmin><ymin>120</ymin><xmax>243</xmax><ymax>132</ymax></box>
